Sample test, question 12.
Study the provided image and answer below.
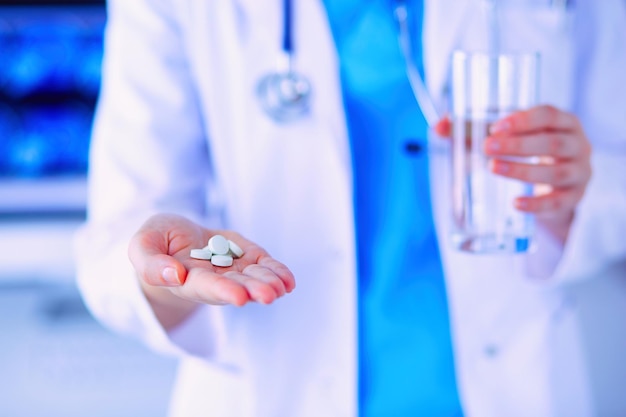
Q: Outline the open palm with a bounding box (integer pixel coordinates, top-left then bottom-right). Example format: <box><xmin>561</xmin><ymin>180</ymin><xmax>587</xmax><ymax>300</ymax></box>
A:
<box><xmin>129</xmin><ymin>214</ymin><xmax>295</xmax><ymax>307</ymax></box>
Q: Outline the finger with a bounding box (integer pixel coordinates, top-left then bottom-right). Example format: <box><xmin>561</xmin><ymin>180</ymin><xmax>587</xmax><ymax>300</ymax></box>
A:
<box><xmin>129</xmin><ymin>229</ymin><xmax>188</xmax><ymax>287</ymax></box>
<box><xmin>485</xmin><ymin>131</ymin><xmax>585</xmax><ymax>159</ymax></box>
<box><xmin>179</xmin><ymin>268</ymin><xmax>252</xmax><ymax>306</ymax></box>
<box><xmin>490</xmin><ymin>105</ymin><xmax>580</xmax><ymax>135</ymax></box>
<box><xmin>434</xmin><ymin>116</ymin><xmax>452</xmax><ymax>138</ymax></box>
<box><xmin>216</xmin><ymin>236</ymin><xmax>295</xmax><ymax>291</ymax></box>
<box><xmin>241</xmin><ymin>264</ymin><xmax>287</xmax><ymax>297</ymax></box>
<box><xmin>222</xmin><ymin>271</ymin><xmax>281</xmax><ymax>305</ymax></box>
<box><xmin>514</xmin><ymin>187</ymin><xmax>585</xmax><ymax>213</ymax></box>
<box><xmin>490</xmin><ymin>159</ymin><xmax>590</xmax><ymax>187</ymax></box>
<box><xmin>258</xmin><ymin>257</ymin><xmax>296</xmax><ymax>293</ymax></box>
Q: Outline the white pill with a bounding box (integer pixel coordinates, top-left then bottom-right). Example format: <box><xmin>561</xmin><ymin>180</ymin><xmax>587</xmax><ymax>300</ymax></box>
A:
<box><xmin>211</xmin><ymin>254</ymin><xmax>233</xmax><ymax>267</ymax></box>
<box><xmin>228</xmin><ymin>240</ymin><xmax>244</xmax><ymax>258</ymax></box>
<box><xmin>190</xmin><ymin>249</ymin><xmax>212</xmax><ymax>260</ymax></box>
<box><xmin>207</xmin><ymin>235</ymin><xmax>229</xmax><ymax>255</ymax></box>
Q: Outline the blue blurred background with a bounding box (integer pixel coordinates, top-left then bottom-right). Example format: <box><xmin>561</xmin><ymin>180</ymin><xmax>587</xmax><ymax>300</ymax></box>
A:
<box><xmin>0</xmin><ymin>2</ymin><xmax>177</xmax><ymax>416</ymax></box>
<box><xmin>0</xmin><ymin>1</ymin><xmax>100</xmax><ymax>180</ymax></box>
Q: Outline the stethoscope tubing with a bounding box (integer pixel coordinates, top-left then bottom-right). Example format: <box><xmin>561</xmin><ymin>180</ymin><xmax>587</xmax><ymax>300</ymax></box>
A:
<box><xmin>259</xmin><ymin>0</ymin><xmax>447</xmax><ymax>125</ymax></box>
<box><xmin>393</xmin><ymin>0</ymin><xmax>440</xmax><ymax>127</ymax></box>
<box><xmin>282</xmin><ymin>0</ymin><xmax>293</xmax><ymax>55</ymax></box>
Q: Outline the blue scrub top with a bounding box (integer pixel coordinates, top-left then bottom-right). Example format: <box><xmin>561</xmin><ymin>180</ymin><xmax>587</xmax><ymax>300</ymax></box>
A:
<box><xmin>321</xmin><ymin>1</ymin><xmax>463</xmax><ymax>415</ymax></box>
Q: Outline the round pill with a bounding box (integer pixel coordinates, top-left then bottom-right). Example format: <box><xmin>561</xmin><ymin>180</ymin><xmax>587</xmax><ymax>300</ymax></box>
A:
<box><xmin>190</xmin><ymin>249</ymin><xmax>212</xmax><ymax>260</ymax></box>
<box><xmin>228</xmin><ymin>240</ymin><xmax>244</xmax><ymax>258</ymax></box>
<box><xmin>211</xmin><ymin>254</ymin><xmax>233</xmax><ymax>267</ymax></box>
<box><xmin>207</xmin><ymin>235</ymin><xmax>230</xmax><ymax>255</ymax></box>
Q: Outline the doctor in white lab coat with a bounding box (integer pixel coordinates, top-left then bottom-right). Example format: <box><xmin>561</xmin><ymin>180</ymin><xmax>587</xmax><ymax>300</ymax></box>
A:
<box><xmin>75</xmin><ymin>0</ymin><xmax>626</xmax><ymax>416</ymax></box>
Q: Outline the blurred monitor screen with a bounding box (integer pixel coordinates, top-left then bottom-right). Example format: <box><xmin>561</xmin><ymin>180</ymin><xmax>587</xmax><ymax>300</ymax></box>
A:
<box><xmin>0</xmin><ymin>1</ymin><xmax>105</xmax><ymax>180</ymax></box>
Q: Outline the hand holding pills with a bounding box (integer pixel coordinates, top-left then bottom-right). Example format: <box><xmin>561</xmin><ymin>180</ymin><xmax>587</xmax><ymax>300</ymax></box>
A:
<box><xmin>128</xmin><ymin>214</ymin><xmax>296</xmax><ymax>311</ymax></box>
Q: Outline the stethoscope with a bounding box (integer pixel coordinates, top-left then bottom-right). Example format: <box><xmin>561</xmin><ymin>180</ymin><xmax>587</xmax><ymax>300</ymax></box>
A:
<box><xmin>256</xmin><ymin>0</ymin><xmax>439</xmax><ymax>125</ymax></box>
<box><xmin>256</xmin><ymin>0</ymin><xmax>312</xmax><ymax>122</ymax></box>
<box><xmin>256</xmin><ymin>0</ymin><xmax>569</xmax><ymax>125</ymax></box>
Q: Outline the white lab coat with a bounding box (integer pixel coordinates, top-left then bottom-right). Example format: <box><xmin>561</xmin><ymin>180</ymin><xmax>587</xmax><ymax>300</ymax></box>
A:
<box><xmin>75</xmin><ymin>0</ymin><xmax>626</xmax><ymax>416</ymax></box>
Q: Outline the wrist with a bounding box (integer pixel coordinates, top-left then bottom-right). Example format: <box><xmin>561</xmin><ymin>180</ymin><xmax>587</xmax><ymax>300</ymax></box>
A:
<box><xmin>536</xmin><ymin>210</ymin><xmax>575</xmax><ymax>245</ymax></box>
<box><xmin>139</xmin><ymin>277</ymin><xmax>199</xmax><ymax>331</ymax></box>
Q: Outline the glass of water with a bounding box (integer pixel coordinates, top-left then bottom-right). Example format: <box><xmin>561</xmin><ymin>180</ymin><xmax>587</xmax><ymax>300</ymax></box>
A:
<box><xmin>450</xmin><ymin>51</ymin><xmax>540</xmax><ymax>254</ymax></box>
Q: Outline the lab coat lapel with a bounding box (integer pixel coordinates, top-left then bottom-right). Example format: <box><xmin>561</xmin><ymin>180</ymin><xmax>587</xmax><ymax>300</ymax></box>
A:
<box><xmin>199</xmin><ymin>1</ymin><xmax>358</xmax><ymax>415</ymax></box>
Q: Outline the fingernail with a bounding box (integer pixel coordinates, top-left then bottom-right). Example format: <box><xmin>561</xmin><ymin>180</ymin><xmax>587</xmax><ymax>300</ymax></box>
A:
<box><xmin>490</xmin><ymin>120</ymin><xmax>511</xmax><ymax>134</ymax></box>
<box><xmin>162</xmin><ymin>267</ymin><xmax>180</xmax><ymax>285</ymax></box>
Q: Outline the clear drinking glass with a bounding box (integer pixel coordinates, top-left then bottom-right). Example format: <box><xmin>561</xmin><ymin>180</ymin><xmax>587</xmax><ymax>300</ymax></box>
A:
<box><xmin>450</xmin><ymin>51</ymin><xmax>540</xmax><ymax>253</ymax></box>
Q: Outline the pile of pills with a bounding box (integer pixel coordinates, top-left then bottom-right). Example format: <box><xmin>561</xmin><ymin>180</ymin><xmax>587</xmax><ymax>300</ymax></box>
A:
<box><xmin>190</xmin><ymin>234</ymin><xmax>244</xmax><ymax>267</ymax></box>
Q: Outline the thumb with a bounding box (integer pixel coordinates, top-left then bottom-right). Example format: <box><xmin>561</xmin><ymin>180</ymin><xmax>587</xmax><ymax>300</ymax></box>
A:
<box><xmin>128</xmin><ymin>232</ymin><xmax>188</xmax><ymax>287</ymax></box>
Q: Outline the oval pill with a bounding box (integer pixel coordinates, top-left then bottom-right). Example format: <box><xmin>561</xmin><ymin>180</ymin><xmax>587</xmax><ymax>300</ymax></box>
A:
<box><xmin>208</xmin><ymin>235</ymin><xmax>230</xmax><ymax>255</ymax></box>
<box><xmin>190</xmin><ymin>249</ymin><xmax>212</xmax><ymax>260</ymax></box>
<box><xmin>228</xmin><ymin>240</ymin><xmax>244</xmax><ymax>258</ymax></box>
<box><xmin>211</xmin><ymin>254</ymin><xmax>233</xmax><ymax>267</ymax></box>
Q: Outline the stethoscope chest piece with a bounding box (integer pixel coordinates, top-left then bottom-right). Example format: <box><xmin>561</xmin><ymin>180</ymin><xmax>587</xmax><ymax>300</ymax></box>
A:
<box><xmin>256</xmin><ymin>70</ymin><xmax>312</xmax><ymax>122</ymax></box>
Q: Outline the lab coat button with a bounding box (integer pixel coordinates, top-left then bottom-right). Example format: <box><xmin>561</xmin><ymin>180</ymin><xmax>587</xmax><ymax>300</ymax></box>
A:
<box><xmin>483</xmin><ymin>344</ymin><xmax>499</xmax><ymax>358</ymax></box>
<box><xmin>403</xmin><ymin>139</ymin><xmax>424</xmax><ymax>156</ymax></box>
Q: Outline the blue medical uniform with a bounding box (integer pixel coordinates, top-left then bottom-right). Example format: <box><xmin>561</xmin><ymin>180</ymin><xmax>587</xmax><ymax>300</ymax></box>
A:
<box><xmin>321</xmin><ymin>1</ymin><xmax>464</xmax><ymax>415</ymax></box>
